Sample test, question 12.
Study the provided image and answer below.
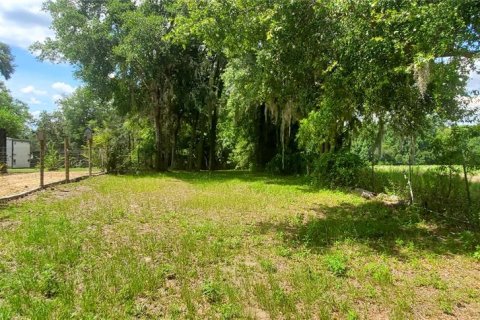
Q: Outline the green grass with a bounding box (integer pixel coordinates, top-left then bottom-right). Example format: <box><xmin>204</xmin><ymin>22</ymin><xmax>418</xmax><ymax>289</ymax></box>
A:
<box><xmin>1</xmin><ymin>171</ymin><xmax>479</xmax><ymax>319</ymax></box>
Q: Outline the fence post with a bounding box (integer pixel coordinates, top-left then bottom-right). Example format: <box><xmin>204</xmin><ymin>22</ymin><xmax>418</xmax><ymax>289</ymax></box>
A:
<box><xmin>64</xmin><ymin>137</ymin><xmax>70</xmax><ymax>182</ymax></box>
<box><xmin>37</xmin><ymin>130</ymin><xmax>45</xmax><ymax>188</ymax></box>
<box><xmin>88</xmin><ymin>138</ymin><xmax>92</xmax><ymax>177</ymax></box>
<box><xmin>84</xmin><ymin>128</ymin><xmax>93</xmax><ymax>177</ymax></box>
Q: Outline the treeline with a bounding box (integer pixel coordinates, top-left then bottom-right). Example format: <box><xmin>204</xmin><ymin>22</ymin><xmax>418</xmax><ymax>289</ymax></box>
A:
<box><xmin>353</xmin><ymin>123</ymin><xmax>480</xmax><ymax>166</ymax></box>
<box><xmin>0</xmin><ymin>43</ymin><xmax>31</xmax><ymax>139</ymax></box>
<box><xmin>29</xmin><ymin>0</ymin><xmax>478</xmax><ymax>174</ymax></box>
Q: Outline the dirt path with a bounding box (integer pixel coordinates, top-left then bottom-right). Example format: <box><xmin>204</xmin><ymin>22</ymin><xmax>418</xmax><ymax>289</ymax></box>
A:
<box><xmin>0</xmin><ymin>171</ymin><xmax>92</xmax><ymax>197</ymax></box>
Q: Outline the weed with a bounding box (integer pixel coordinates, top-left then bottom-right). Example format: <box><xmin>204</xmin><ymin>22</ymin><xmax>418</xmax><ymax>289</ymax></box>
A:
<box><xmin>474</xmin><ymin>246</ymin><xmax>480</xmax><ymax>261</ymax></box>
<box><xmin>260</xmin><ymin>259</ymin><xmax>277</xmax><ymax>273</ymax></box>
<box><xmin>347</xmin><ymin>309</ymin><xmax>359</xmax><ymax>320</ymax></box>
<box><xmin>438</xmin><ymin>294</ymin><xmax>454</xmax><ymax>315</ymax></box>
<box><xmin>364</xmin><ymin>262</ymin><xmax>393</xmax><ymax>285</ymax></box>
<box><xmin>217</xmin><ymin>303</ymin><xmax>241</xmax><ymax>319</ymax></box>
<box><xmin>325</xmin><ymin>253</ymin><xmax>348</xmax><ymax>277</ymax></box>
<box><xmin>202</xmin><ymin>281</ymin><xmax>223</xmax><ymax>304</ymax></box>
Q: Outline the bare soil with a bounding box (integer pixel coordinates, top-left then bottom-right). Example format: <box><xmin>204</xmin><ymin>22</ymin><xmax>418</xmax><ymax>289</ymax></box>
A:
<box><xmin>0</xmin><ymin>171</ymin><xmax>91</xmax><ymax>197</ymax></box>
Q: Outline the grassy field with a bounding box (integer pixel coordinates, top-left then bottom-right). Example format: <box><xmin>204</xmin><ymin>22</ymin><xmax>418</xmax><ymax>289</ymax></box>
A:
<box><xmin>1</xmin><ymin>172</ymin><xmax>479</xmax><ymax>319</ymax></box>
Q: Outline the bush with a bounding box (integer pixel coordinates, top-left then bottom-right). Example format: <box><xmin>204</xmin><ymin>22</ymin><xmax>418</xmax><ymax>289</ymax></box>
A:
<box><xmin>44</xmin><ymin>142</ymin><xmax>62</xmax><ymax>171</ymax></box>
<box><xmin>358</xmin><ymin>166</ymin><xmax>480</xmax><ymax>228</ymax></box>
<box><xmin>265</xmin><ymin>152</ymin><xmax>305</xmax><ymax>174</ymax></box>
<box><xmin>313</xmin><ymin>152</ymin><xmax>365</xmax><ymax>187</ymax></box>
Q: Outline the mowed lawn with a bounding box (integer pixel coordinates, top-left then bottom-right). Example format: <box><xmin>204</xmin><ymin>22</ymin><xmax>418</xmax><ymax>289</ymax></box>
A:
<box><xmin>0</xmin><ymin>172</ymin><xmax>479</xmax><ymax>319</ymax></box>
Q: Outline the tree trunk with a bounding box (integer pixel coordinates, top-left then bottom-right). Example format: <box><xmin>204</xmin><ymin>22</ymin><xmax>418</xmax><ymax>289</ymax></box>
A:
<box><xmin>195</xmin><ymin>112</ymin><xmax>206</xmax><ymax>171</ymax></box>
<box><xmin>154</xmin><ymin>106</ymin><xmax>166</xmax><ymax>172</ymax></box>
<box><xmin>462</xmin><ymin>159</ymin><xmax>471</xmax><ymax>207</ymax></box>
<box><xmin>188</xmin><ymin>116</ymin><xmax>198</xmax><ymax>171</ymax></box>
<box><xmin>208</xmin><ymin>102</ymin><xmax>218</xmax><ymax>171</ymax></box>
<box><xmin>171</xmin><ymin>117</ymin><xmax>181</xmax><ymax>170</ymax></box>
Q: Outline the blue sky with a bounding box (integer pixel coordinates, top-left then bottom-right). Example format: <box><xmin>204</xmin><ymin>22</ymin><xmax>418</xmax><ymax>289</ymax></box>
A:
<box><xmin>6</xmin><ymin>47</ymin><xmax>80</xmax><ymax>116</ymax></box>
<box><xmin>0</xmin><ymin>0</ymin><xmax>80</xmax><ymax>118</ymax></box>
<box><xmin>0</xmin><ymin>0</ymin><xmax>479</xmax><ymax>118</ymax></box>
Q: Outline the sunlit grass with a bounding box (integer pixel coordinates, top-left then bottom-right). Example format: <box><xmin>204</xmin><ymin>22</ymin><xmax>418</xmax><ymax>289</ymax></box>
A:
<box><xmin>0</xmin><ymin>172</ymin><xmax>479</xmax><ymax>319</ymax></box>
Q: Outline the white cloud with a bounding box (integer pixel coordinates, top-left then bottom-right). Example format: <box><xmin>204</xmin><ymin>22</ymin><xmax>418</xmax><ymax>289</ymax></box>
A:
<box><xmin>52</xmin><ymin>82</ymin><xmax>75</xmax><ymax>94</ymax></box>
<box><xmin>52</xmin><ymin>94</ymin><xmax>63</xmax><ymax>102</ymax></box>
<box><xmin>30</xmin><ymin>110</ymin><xmax>41</xmax><ymax>119</ymax></box>
<box><xmin>28</xmin><ymin>97</ymin><xmax>41</xmax><ymax>105</ymax></box>
<box><xmin>0</xmin><ymin>1</ymin><xmax>54</xmax><ymax>49</ymax></box>
<box><xmin>20</xmin><ymin>85</ymin><xmax>47</xmax><ymax>95</ymax></box>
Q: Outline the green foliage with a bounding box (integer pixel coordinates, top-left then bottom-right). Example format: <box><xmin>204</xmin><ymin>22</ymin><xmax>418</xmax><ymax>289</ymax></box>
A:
<box><xmin>474</xmin><ymin>246</ymin><xmax>480</xmax><ymax>261</ymax></box>
<box><xmin>265</xmin><ymin>152</ymin><xmax>304</xmax><ymax>175</ymax></box>
<box><xmin>325</xmin><ymin>253</ymin><xmax>348</xmax><ymax>277</ymax></box>
<box><xmin>35</xmin><ymin>0</ymin><xmax>479</xmax><ymax>173</ymax></box>
<box><xmin>314</xmin><ymin>152</ymin><xmax>366</xmax><ymax>188</ymax></box>
<box><xmin>0</xmin><ymin>83</ymin><xmax>31</xmax><ymax>138</ymax></box>
<box><xmin>44</xmin><ymin>142</ymin><xmax>62</xmax><ymax>171</ymax></box>
<box><xmin>202</xmin><ymin>281</ymin><xmax>223</xmax><ymax>304</ymax></box>
<box><xmin>59</xmin><ymin>87</ymin><xmax>112</xmax><ymax>149</ymax></box>
<box><xmin>359</xmin><ymin>166</ymin><xmax>480</xmax><ymax>227</ymax></box>
<box><xmin>0</xmin><ymin>42</ymin><xmax>14</xmax><ymax>80</ymax></box>
<box><xmin>35</xmin><ymin>111</ymin><xmax>66</xmax><ymax>149</ymax></box>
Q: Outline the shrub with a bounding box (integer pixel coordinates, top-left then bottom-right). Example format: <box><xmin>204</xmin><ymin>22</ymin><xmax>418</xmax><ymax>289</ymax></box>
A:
<box><xmin>473</xmin><ymin>246</ymin><xmax>480</xmax><ymax>261</ymax></box>
<box><xmin>44</xmin><ymin>142</ymin><xmax>62</xmax><ymax>171</ymax></box>
<box><xmin>265</xmin><ymin>152</ymin><xmax>305</xmax><ymax>174</ymax></box>
<box><xmin>313</xmin><ymin>152</ymin><xmax>365</xmax><ymax>187</ymax></box>
<box><xmin>358</xmin><ymin>166</ymin><xmax>480</xmax><ymax>228</ymax></box>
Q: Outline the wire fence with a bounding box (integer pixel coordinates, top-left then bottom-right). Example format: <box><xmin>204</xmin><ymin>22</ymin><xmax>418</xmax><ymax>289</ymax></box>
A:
<box><xmin>0</xmin><ymin>132</ymin><xmax>104</xmax><ymax>199</ymax></box>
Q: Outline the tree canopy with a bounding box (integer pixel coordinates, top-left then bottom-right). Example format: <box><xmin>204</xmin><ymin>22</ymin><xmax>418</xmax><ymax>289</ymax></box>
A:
<box><xmin>33</xmin><ymin>0</ymin><xmax>479</xmax><ymax>172</ymax></box>
<box><xmin>0</xmin><ymin>43</ymin><xmax>30</xmax><ymax>139</ymax></box>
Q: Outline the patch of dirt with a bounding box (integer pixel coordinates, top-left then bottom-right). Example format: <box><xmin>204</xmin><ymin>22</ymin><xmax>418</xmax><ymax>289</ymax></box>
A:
<box><xmin>245</xmin><ymin>306</ymin><xmax>270</xmax><ymax>320</ymax></box>
<box><xmin>0</xmin><ymin>218</ymin><xmax>20</xmax><ymax>230</ymax></box>
<box><xmin>0</xmin><ymin>171</ymin><xmax>94</xmax><ymax>198</ymax></box>
<box><xmin>50</xmin><ymin>185</ymin><xmax>93</xmax><ymax>199</ymax></box>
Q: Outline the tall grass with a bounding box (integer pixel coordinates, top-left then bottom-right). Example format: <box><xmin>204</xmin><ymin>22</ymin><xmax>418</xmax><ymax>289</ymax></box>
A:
<box><xmin>359</xmin><ymin>166</ymin><xmax>480</xmax><ymax>227</ymax></box>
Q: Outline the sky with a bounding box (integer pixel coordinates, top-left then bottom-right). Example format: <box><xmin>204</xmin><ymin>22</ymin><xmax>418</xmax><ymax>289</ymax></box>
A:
<box><xmin>0</xmin><ymin>0</ymin><xmax>479</xmax><ymax>118</ymax></box>
<box><xmin>0</xmin><ymin>0</ymin><xmax>80</xmax><ymax>118</ymax></box>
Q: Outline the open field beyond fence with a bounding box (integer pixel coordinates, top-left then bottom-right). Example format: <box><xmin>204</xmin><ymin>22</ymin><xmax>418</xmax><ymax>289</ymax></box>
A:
<box><xmin>0</xmin><ymin>171</ymin><xmax>479</xmax><ymax>319</ymax></box>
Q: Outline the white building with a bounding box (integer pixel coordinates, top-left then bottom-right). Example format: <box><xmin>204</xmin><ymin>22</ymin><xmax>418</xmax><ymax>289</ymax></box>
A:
<box><xmin>6</xmin><ymin>138</ymin><xmax>31</xmax><ymax>168</ymax></box>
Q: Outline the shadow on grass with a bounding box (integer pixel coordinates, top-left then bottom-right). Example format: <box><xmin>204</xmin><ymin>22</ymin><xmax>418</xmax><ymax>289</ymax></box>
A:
<box><xmin>257</xmin><ymin>201</ymin><xmax>479</xmax><ymax>258</ymax></box>
<box><xmin>128</xmin><ymin>170</ymin><xmax>319</xmax><ymax>193</ymax></box>
<box><xmin>116</xmin><ymin>171</ymin><xmax>478</xmax><ymax>257</ymax></box>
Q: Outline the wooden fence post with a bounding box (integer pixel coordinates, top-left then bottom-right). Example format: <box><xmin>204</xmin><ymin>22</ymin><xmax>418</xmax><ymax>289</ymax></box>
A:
<box><xmin>84</xmin><ymin>127</ymin><xmax>93</xmax><ymax>177</ymax></box>
<box><xmin>37</xmin><ymin>130</ymin><xmax>45</xmax><ymax>188</ymax></box>
<box><xmin>64</xmin><ymin>137</ymin><xmax>70</xmax><ymax>182</ymax></box>
<box><xmin>88</xmin><ymin>138</ymin><xmax>92</xmax><ymax>177</ymax></box>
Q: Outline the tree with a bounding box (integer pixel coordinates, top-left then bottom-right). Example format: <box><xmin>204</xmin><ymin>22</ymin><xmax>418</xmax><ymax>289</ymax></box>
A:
<box><xmin>34</xmin><ymin>0</ymin><xmax>479</xmax><ymax>173</ymax></box>
<box><xmin>35</xmin><ymin>0</ymin><xmax>224</xmax><ymax>171</ymax></box>
<box><xmin>0</xmin><ymin>83</ymin><xmax>31</xmax><ymax>138</ymax></box>
<box><xmin>59</xmin><ymin>87</ymin><xmax>111</xmax><ymax>148</ymax></box>
<box><xmin>0</xmin><ymin>42</ymin><xmax>15</xmax><ymax>80</ymax></box>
